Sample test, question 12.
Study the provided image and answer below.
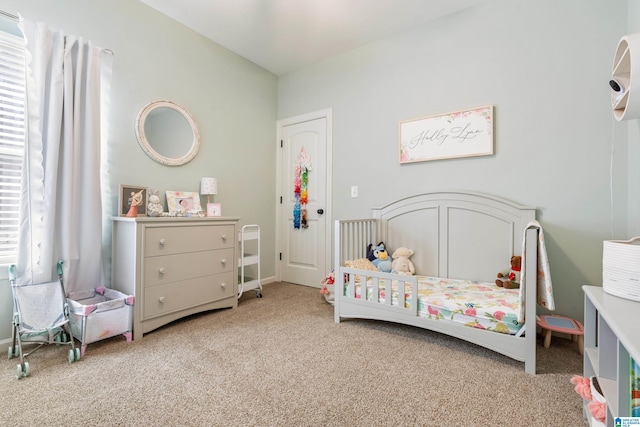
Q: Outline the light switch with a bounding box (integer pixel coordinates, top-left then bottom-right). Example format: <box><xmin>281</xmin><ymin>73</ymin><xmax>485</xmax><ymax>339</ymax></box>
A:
<box><xmin>351</xmin><ymin>186</ymin><xmax>358</xmax><ymax>198</ymax></box>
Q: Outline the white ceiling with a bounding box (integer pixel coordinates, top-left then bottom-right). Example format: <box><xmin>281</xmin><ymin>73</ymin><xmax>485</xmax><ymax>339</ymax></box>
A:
<box><xmin>139</xmin><ymin>0</ymin><xmax>486</xmax><ymax>76</ymax></box>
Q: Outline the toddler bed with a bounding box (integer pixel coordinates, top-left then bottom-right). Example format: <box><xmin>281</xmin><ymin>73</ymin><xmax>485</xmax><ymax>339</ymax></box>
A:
<box><xmin>333</xmin><ymin>191</ymin><xmax>554</xmax><ymax>374</ymax></box>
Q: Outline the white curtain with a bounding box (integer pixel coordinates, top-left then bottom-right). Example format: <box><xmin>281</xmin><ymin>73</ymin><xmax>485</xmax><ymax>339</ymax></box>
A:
<box><xmin>16</xmin><ymin>18</ymin><xmax>112</xmax><ymax>291</ymax></box>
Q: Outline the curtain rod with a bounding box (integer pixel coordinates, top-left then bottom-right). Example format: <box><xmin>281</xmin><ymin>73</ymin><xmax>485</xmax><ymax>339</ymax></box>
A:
<box><xmin>0</xmin><ymin>10</ymin><xmax>18</xmax><ymax>21</ymax></box>
<box><xmin>0</xmin><ymin>9</ymin><xmax>114</xmax><ymax>56</ymax></box>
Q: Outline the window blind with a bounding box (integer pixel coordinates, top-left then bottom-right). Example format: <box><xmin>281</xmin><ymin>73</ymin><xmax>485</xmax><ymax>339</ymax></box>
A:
<box><xmin>0</xmin><ymin>31</ymin><xmax>24</xmax><ymax>265</ymax></box>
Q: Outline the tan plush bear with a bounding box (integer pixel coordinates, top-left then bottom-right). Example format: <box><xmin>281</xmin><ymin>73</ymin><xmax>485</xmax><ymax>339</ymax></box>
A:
<box><xmin>496</xmin><ymin>255</ymin><xmax>521</xmax><ymax>289</ymax></box>
<box><xmin>391</xmin><ymin>247</ymin><xmax>415</xmax><ymax>276</ymax></box>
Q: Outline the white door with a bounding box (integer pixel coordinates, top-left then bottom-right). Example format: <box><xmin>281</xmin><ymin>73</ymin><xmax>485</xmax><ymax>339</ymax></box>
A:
<box><xmin>277</xmin><ymin>110</ymin><xmax>332</xmax><ymax>287</ymax></box>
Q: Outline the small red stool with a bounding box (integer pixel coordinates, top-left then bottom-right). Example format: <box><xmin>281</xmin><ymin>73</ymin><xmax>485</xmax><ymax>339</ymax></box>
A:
<box><xmin>537</xmin><ymin>314</ymin><xmax>584</xmax><ymax>355</ymax></box>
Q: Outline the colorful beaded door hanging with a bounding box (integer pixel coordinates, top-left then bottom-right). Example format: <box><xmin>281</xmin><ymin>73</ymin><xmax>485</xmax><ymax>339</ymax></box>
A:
<box><xmin>294</xmin><ymin>147</ymin><xmax>312</xmax><ymax>229</ymax></box>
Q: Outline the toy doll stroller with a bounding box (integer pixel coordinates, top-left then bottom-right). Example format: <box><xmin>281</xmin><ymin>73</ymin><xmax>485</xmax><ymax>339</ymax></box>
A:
<box><xmin>8</xmin><ymin>260</ymin><xmax>81</xmax><ymax>378</ymax></box>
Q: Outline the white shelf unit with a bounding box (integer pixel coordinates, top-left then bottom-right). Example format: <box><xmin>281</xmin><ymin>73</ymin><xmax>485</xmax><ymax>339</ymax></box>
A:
<box><xmin>611</xmin><ymin>32</ymin><xmax>640</xmax><ymax>121</ymax></box>
<box><xmin>583</xmin><ymin>286</ymin><xmax>640</xmax><ymax>426</ymax></box>
<box><xmin>238</xmin><ymin>224</ymin><xmax>262</xmax><ymax>299</ymax></box>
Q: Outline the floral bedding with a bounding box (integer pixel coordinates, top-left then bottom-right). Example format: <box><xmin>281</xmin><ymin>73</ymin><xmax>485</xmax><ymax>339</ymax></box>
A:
<box><xmin>347</xmin><ymin>276</ymin><xmax>523</xmax><ymax>334</ymax></box>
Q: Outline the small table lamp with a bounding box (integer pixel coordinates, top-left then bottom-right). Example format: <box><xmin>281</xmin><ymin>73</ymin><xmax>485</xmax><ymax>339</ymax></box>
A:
<box><xmin>200</xmin><ymin>177</ymin><xmax>218</xmax><ymax>216</ymax></box>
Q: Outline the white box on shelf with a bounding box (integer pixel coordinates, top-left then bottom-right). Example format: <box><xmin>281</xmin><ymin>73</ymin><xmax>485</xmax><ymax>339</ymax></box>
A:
<box><xmin>603</xmin><ymin>237</ymin><xmax>640</xmax><ymax>302</ymax></box>
<box><xmin>67</xmin><ymin>286</ymin><xmax>134</xmax><ymax>356</ymax></box>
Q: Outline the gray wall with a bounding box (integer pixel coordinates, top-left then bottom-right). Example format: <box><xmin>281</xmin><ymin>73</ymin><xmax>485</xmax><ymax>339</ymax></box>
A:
<box><xmin>0</xmin><ymin>0</ymin><xmax>635</xmax><ymax>344</ymax></box>
<box><xmin>0</xmin><ymin>0</ymin><xmax>277</xmax><ymax>344</ymax></box>
<box><xmin>278</xmin><ymin>0</ymin><xmax>630</xmax><ymax>322</ymax></box>
<box><xmin>628</xmin><ymin>2</ymin><xmax>640</xmax><ymax>236</ymax></box>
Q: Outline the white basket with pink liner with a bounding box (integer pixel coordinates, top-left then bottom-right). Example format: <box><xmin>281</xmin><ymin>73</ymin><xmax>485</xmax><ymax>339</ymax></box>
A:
<box><xmin>67</xmin><ymin>287</ymin><xmax>134</xmax><ymax>356</ymax></box>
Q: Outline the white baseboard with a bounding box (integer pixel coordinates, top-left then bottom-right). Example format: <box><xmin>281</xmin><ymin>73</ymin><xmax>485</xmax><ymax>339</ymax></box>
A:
<box><xmin>260</xmin><ymin>276</ymin><xmax>277</xmax><ymax>285</ymax></box>
<box><xmin>0</xmin><ymin>336</ymin><xmax>12</xmax><ymax>353</ymax></box>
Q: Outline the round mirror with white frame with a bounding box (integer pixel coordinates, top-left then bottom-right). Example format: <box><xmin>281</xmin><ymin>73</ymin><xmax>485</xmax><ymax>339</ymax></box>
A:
<box><xmin>135</xmin><ymin>100</ymin><xmax>200</xmax><ymax>166</ymax></box>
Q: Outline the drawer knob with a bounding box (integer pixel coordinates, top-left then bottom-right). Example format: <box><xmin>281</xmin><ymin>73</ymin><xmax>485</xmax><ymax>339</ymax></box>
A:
<box><xmin>159</xmin><ymin>238</ymin><xmax>167</xmax><ymax>245</ymax></box>
<box><xmin>159</xmin><ymin>267</ymin><xmax>166</xmax><ymax>274</ymax></box>
<box><xmin>221</xmin><ymin>258</ymin><xmax>227</xmax><ymax>265</ymax></box>
<box><xmin>221</xmin><ymin>234</ymin><xmax>227</xmax><ymax>241</ymax></box>
<box><xmin>220</xmin><ymin>282</ymin><xmax>226</xmax><ymax>289</ymax></box>
<box><xmin>159</xmin><ymin>296</ymin><xmax>166</xmax><ymax>303</ymax></box>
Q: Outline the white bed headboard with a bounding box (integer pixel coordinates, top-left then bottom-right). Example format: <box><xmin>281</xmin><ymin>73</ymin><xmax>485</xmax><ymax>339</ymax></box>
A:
<box><xmin>372</xmin><ymin>191</ymin><xmax>536</xmax><ymax>282</ymax></box>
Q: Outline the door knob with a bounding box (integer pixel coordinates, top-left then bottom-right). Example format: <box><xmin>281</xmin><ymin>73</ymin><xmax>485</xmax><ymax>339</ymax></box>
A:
<box><xmin>317</xmin><ymin>209</ymin><xmax>324</xmax><ymax>215</ymax></box>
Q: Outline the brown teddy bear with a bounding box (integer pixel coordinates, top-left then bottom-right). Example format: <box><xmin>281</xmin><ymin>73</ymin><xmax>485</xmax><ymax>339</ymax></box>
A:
<box><xmin>496</xmin><ymin>255</ymin><xmax>521</xmax><ymax>289</ymax></box>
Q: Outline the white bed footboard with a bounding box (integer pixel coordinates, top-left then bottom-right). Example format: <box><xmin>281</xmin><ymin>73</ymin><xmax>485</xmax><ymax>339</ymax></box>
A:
<box><xmin>333</xmin><ymin>191</ymin><xmax>539</xmax><ymax>374</ymax></box>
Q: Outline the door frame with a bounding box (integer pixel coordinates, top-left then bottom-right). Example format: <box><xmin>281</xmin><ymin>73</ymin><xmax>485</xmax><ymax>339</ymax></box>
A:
<box><xmin>275</xmin><ymin>108</ymin><xmax>333</xmax><ymax>284</ymax></box>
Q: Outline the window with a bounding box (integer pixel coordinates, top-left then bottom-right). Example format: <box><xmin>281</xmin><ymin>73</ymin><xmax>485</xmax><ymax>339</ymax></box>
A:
<box><xmin>0</xmin><ymin>31</ymin><xmax>25</xmax><ymax>265</ymax></box>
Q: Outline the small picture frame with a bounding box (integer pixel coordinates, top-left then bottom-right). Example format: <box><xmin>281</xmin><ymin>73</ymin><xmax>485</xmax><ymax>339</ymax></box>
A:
<box><xmin>166</xmin><ymin>191</ymin><xmax>203</xmax><ymax>215</ymax></box>
<box><xmin>119</xmin><ymin>185</ymin><xmax>148</xmax><ymax>216</ymax></box>
<box><xmin>207</xmin><ymin>203</ymin><xmax>222</xmax><ymax>217</ymax></box>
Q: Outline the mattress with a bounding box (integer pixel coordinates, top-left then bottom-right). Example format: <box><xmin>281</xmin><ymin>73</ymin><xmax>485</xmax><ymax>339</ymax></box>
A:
<box><xmin>347</xmin><ymin>276</ymin><xmax>524</xmax><ymax>335</ymax></box>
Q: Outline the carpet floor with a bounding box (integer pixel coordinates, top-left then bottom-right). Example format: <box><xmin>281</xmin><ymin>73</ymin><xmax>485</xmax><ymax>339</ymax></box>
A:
<box><xmin>0</xmin><ymin>282</ymin><xmax>587</xmax><ymax>426</ymax></box>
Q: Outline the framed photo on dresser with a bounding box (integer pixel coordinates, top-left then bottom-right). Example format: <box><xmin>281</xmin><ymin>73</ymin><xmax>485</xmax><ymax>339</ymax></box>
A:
<box><xmin>207</xmin><ymin>203</ymin><xmax>221</xmax><ymax>217</ymax></box>
<box><xmin>119</xmin><ymin>185</ymin><xmax>148</xmax><ymax>216</ymax></box>
<box><xmin>166</xmin><ymin>190</ymin><xmax>202</xmax><ymax>215</ymax></box>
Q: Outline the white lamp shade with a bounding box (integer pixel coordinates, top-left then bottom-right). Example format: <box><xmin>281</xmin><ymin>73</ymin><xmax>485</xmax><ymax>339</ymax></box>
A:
<box><xmin>200</xmin><ymin>177</ymin><xmax>217</xmax><ymax>195</ymax></box>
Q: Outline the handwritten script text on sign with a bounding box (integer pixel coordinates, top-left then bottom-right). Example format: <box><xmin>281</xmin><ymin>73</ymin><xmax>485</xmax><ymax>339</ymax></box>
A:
<box><xmin>400</xmin><ymin>106</ymin><xmax>493</xmax><ymax>163</ymax></box>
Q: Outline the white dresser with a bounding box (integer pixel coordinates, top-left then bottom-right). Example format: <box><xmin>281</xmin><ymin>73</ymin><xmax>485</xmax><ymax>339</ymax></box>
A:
<box><xmin>111</xmin><ymin>216</ymin><xmax>239</xmax><ymax>340</ymax></box>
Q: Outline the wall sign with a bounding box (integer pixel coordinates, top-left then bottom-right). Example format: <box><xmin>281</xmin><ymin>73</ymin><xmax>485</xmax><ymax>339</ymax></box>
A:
<box><xmin>399</xmin><ymin>105</ymin><xmax>493</xmax><ymax>164</ymax></box>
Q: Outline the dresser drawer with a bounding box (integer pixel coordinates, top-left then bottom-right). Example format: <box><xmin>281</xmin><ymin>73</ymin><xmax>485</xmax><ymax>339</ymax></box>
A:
<box><xmin>143</xmin><ymin>248</ymin><xmax>233</xmax><ymax>287</ymax></box>
<box><xmin>143</xmin><ymin>272</ymin><xmax>235</xmax><ymax>319</ymax></box>
<box><xmin>144</xmin><ymin>224</ymin><xmax>234</xmax><ymax>256</ymax></box>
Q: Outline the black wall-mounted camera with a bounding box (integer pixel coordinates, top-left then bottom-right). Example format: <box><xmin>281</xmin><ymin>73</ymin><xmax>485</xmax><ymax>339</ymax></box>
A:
<box><xmin>609</xmin><ymin>78</ymin><xmax>625</xmax><ymax>92</ymax></box>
